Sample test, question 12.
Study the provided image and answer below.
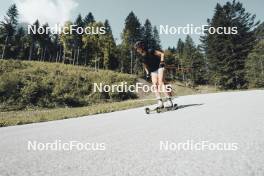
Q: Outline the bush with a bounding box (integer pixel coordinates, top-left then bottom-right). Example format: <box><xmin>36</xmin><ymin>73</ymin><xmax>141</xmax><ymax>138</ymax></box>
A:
<box><xmin>0</xmin><ymin>60</ymin><xmax>137</xmax><ymax>111</ymax></box>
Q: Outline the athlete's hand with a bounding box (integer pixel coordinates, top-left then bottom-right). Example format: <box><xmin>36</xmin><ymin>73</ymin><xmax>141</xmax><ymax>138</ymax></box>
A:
<box><xmin>159</xmin><ymin>61</ymin><xmax>165</xmax><ymax>68</ymax></box>
<box><xmin>145</xmin><ymin>73</ymin><xmax>151</xmax><ymax>81</ymax></box>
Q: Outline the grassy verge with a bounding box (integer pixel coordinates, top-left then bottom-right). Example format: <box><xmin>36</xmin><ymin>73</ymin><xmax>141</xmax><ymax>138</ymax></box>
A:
<box><xmin>0</xmin><ymin>60</ymin><xmax>137</xmax><ymax>111</ymax></box>
<box><xmin>0</xmin><ymin>80</ymin><xmax>221</xmax><ymax>127</ymax></box>
<box><xmin>0</xmin><ymin>99</ymin><xmax>155</xmax><ymax>127</ymax></box>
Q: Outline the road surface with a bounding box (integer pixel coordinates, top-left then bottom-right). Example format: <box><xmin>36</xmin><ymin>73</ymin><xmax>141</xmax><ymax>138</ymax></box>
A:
<box><xmin>0</xmin><ymin>90</ymin><xmax>264</xmax><ymax>176</ymax></box>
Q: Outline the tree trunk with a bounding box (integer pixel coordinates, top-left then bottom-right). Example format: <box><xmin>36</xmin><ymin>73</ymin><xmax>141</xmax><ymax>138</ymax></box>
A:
<box><xmin>58</xmin><ymin>46</ymin><xmax>62</xmax><ymax>63</ymax></box>
<box><xmin>95</xmin><ymin>55</ymin><xmax>97</xmax><ymax>70</ymax></box>
<box><xmin>39</xmin><ymin>48</ymin><xmax>42</xmax><ymax>61</ymax></box>
<box><xmin>76</xmin><ymin>48</ymin><xmax>80</xmax><ymax>65</ymax></box>
<box><xmin>72</xmin><ymin>49</ymin><xmax>76</xmax><ymax>65</ymax></box>
<box><xmin>28</xmin><ymin>43</ymin><xmax>33</xmax><ymax>60</ymax></box>
<box><xmin>63</xmin><ymin>51</ymin><xmax>65</xmax><ymax>64</ymax></box>
<box><xmin>121</xmin><ymin>60</ymin><xmax>123</xmax><ymax>73</ymax></box>
<box><xmin>130</xmin><ymin>50</ymin><xmax>133</xmax><ymax>74</ymax></box>
<box><xmin>1</xmin><ymin>36</ymin><xmax>8</xmax><ymax>59</ymax></box>
<box><xmin>43</xmin><ymin>47</ymin><xmax>46</xmax><ymax>61</ymax></box>
<box><xmin>85</xmin><ymin>50</ymin><xmax>88</xmax><ymax>66</ymax></box>
<box><xmin>56</xmin><ymin>51</ymin><xmax>59</xmax><ymax>63</ymax></box>
<box><xmin>260</xmin><ymin>59</ymin><xmax>264</xmax><ymax>75</ymax></box>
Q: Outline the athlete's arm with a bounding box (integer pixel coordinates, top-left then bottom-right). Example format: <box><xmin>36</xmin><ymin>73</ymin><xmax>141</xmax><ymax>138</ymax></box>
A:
<box><xmin>143</xmin><ymin>63</ymin><xmax>149</xmax><ymax>75</ymax></box>
<box><xmin>154</xmin><ymin>50</ymin><xmax>165</xmax><ymax>62</ymax></box>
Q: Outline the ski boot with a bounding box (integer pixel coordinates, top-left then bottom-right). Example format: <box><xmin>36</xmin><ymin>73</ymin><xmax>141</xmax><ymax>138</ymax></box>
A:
<box><xmin>154</xmin><ymin>98</ymin><xmax>164</xmax><ymax>113</ymax></box>
<box><xmin>145</xmin><ymin>98</ymin><xmax>163</xmax><ymax>114</ymax></box>
<box><xmin>164</xmin><ymin>97</ymin><xmax>173</xmax><ymax>108</ymax></box>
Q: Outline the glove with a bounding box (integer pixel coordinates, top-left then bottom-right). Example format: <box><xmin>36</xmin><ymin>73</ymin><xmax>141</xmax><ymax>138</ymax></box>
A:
<box><xmin>159</xmin><ymin>61</ymin><xmax>165</xmax><ymax>68</ymax></box>
<box><xmin>145</xmin><ymin>73</ymin><xmax>151</xmax><ymax>81</ymax></box>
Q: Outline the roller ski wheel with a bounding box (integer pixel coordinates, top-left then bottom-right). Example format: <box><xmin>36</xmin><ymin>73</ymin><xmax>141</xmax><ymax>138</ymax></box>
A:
<box><xmin>145</xmin><ymin>106</ymin><xmax>163</xmax><ymax>114</ymax></box>
<box><xmin>145</xmin><ymin>107</ymin><xmax>150</xmax><ymax>114</ymax></box>
<box><xmin>145</xmin><ymin>104</ymin><xmax>178</xmax><ymax>114</ymax></box>
<box><xmin>156</xmin><ymin>107</ymin><xmax>161</xmax><ymax>113</ymax></box>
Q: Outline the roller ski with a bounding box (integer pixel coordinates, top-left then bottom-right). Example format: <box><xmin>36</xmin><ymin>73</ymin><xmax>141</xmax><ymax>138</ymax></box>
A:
<box><xmin>145</xmin><ymin>98</ymin><xmax>178</xmax><ymax>114</ymax></box>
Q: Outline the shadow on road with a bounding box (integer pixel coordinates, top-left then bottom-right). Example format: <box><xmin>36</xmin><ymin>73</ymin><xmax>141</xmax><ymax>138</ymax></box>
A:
<box><xmin>146</xmin><ymin>103</ymin><xmax>204</xmax><ymax>114</ymax></box>
<box><xmin>155</xmin><ymin>103</ymin><xmax>204</xmax><ymax>114</ymax></box>
<box><xmin>176</xmin><ymin>103</ymin><xmax>204</xmax><ymax>110</ymax></box>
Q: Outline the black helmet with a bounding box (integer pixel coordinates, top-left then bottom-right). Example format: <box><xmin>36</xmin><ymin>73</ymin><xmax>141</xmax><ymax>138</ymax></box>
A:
<box><xmin>134</xmin><ymin>41</ymin><xmax>145</xmax><ymax>50</ymax></box>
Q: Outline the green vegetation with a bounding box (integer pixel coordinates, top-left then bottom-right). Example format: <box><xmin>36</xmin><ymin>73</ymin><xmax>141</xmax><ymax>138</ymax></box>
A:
<box><xmin>245</xmin><ymin>39</ymin><xmax>264</xmax><ymax>87</ymax></box>
<box><xmin>0</xmin><ymin>60</ymin><xmax>137</xmax><ymax>111</ymax></box>
<box><xmin>245</xmin><ymin>23</ymin><xmax>264</xmax><ymax>88</ymax></box>
<box><xmin>165</xmin><ymin>36</ymin><xmax>207</xmax><ymax>86</ymax></box>
<box><xmin>0</xmin><ymin>60</ymin><xmax>219</xmax><ymax>127</ymax></box>
<box><xmin>201</xmin><ymin>1</ymin><xmax>259</xmax><ymax>89</ymax></box>
<box><xmin>0</xmin><ymin>99</ymin><xmax>154</xmax><ymax>127</ymax></box>
<box><xmin>0</xmin><ymin>79</ymin><xmax>219</xmax><ymax>127</ymax></box>
<box><xmin>1</xmin><ymin>2</ymin><xmax>263</xmax><ymax>90</ymax></box>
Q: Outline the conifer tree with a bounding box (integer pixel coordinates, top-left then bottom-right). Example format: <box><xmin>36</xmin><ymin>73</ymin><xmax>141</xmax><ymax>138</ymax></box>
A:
<box><xmin>83</xmin><ymin>12</ymin><xmax>95</xmax><ymax>26</ymax></box>
<box><xmin>153</xmin><ymin>26</ymin><xmax>161</xmax><ymax>50</ymax></box>
<box><xmin>0</xmin><ymin>4</ymin><xmax>18</xmax><ymax>59</ymax></box>
<box><xmin>120</xmin><ymin>11</ymin><xmax>142</xmax><ymax>73</ymax></box>
<box><xmin>201</xmin><ymin>0</ymin><xmax>258</xmax><ymax>89</ymax></box>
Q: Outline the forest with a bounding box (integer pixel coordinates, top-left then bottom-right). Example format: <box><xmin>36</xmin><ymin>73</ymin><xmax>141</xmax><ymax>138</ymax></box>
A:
<box><xmin>0</xmin><ymin>0</ymin><xmax>263</xmax><ymax>90</ymax></box>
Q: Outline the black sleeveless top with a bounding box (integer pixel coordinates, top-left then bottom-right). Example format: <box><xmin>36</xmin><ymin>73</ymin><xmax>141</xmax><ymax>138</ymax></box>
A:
<box><xmin>143</xmin><ymin>49</ymin><xmax>161</xmax><ymax>72</ymax></box>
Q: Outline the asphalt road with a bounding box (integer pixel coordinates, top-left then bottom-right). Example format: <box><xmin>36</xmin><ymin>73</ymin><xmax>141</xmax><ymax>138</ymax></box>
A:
<box><xmin>0</xmin><ymin>90</ymin><xmax>264</xmax><ymax>176</ymax></box>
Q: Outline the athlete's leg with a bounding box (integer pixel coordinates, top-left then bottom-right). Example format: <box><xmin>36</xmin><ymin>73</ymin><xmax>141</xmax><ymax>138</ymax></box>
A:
<box><xmin>157</xmin><ymin>68</ymin><xmax>173</xmax><ymax>107</ymax></box>
<box><xmin>151</xmin><ymin>71</ymin><xmax>163</xmax><ymax>107</ymax></box>
<box><xmin>157</xmin><ymin>68</ymin><xmax>169</xmax><ymax>96</ymax></box>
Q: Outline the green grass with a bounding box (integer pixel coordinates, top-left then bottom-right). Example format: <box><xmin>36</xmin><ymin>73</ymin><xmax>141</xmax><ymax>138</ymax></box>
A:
<box><xmin>0</xmin><ymin>60</ymin><xmax>221</xmax><ymax>127</ymax></box>
<box><xmin>0</xmin><ymin>99</ymin><xmax>155</xmax><ymax>127</ymax></box>
<box><xmin>0</xmin><ymin>81</ymin><xmax>221</xmax><ymax>127</ymax></box>
<box><xmin>0</xmin><ymin>59</ymin><xmax>137</xmax><ymax>111</ymax></box>
<box><xmin>172</xmin><ymin>82</ymin><xmax>220</xmax><ymax>96</ymax></box>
